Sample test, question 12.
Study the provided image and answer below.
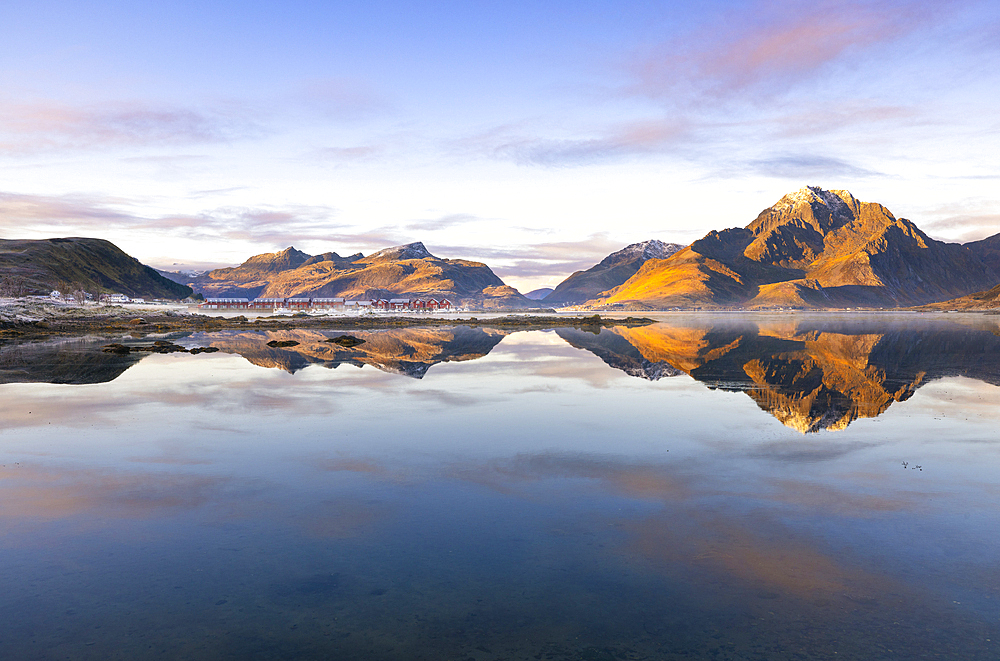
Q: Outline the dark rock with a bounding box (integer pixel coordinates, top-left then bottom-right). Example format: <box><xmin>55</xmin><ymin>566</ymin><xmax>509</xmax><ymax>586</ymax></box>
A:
<box><xmin>266</xmin><ymin>340</ymin><xmax>300</xmax><ymax>348</ymax></box>
<box><xmin>324</xmin><ymin>335</ymin><xmax>365</xmax><ymax>347</ymax></box>
<box><xmin>137</xmin><ymin>341</ymin><xmax>189</xmax><ymax>353</ymax></box>
<box><xmin>102</xmin><ymin>343</ymin><xmax>132</xmax><ymax>355</ymax></box>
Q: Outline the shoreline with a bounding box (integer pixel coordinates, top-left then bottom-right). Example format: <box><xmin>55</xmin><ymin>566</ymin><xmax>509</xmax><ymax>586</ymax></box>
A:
<box><xmin>2</xmin><ymin>298</ymin><xmax>996</xmax><ymax>343</ymax></box>
<box><xmin>0</xmin><ymin>301</ymin><xmax>657</xmax><ymax>341</ymax></box>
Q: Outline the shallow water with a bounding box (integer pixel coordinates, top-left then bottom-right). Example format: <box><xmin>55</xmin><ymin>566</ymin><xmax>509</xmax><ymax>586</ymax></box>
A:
<box><xmin>1</xmin><ymin>314</ymin><xmax>999</xmax><ymax>660</ymax></box>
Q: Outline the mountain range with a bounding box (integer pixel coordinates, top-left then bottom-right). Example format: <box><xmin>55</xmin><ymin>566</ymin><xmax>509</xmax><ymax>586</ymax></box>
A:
<box><xmin>591</xmin><ymin>187</ymin><xmax>1000</xmax><ymax>309</ymax></box>
<box><xmin>6</xmin><ymin>187</ymin><xmax>1000</xmax><ymax>310</ymax></box>
<box><xmin>169</xmin><ymin>242</ymin><xmax>537</xmax><ymax>308</ymax></box>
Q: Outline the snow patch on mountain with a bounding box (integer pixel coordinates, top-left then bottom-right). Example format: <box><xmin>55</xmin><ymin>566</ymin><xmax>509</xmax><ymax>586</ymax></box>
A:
<box><xmin>368</xmin><ymin>241</ymin><xmax>434</xmax><ymax>261</ymax></box>
<box><xmin>599</xmin><ymin>240</ymin><xmax>684</xmax><ymax>267</ymax></box>
<box><xmin>776</xmin><ymin>186</ymin><xmax>856</xmax><ymax>214</ymax></box>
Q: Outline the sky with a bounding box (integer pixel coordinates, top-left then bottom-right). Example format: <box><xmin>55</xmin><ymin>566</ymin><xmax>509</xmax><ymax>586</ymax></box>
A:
<box><xmin>1</xmin><ymin>0</ymin><xmax>998</xmax><ymax>292</ymax></box>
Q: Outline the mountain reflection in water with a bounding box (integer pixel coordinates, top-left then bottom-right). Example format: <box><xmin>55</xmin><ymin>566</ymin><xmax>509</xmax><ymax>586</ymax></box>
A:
<box><xmin>4</xmin><ymin>315</ymin><xmax>1000</xmax><ymax>432</ymax></box>
<box><xmin>560</xmin><ymin>317</ymin><xmax>1000</xmax><ymax>432</ymax></box>
<box><xmin>0</xmin><ymin>337</ymin><xmax>144</xmax><ymax>385</ymax></box>
<box><xmin>202</xmin><ymin>326</ymin><xmax>509</xmax><ymax>378</ymax></box>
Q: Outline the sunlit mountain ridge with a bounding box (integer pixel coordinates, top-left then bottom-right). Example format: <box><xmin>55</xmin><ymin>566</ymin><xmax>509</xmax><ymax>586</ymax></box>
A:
<box><xmin>591</xmin><ymin>187</ymin><xmax>1000</xmax><ymax>309</ymax></box>
<box><xmin>170</xmin><ymin>242</ymin><xmax>535</xmax><ymax>309</ymax></box>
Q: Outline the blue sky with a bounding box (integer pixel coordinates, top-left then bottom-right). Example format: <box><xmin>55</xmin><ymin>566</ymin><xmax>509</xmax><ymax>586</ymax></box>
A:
<box><xmin>1</xmin><ymin>0</ymin><xmax>998</xmax><ymax>290</ymax></box>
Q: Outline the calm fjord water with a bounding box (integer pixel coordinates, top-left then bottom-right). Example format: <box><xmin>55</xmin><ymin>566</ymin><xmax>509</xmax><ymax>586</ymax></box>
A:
<box><xmin>1</xmin><ymin>315</ymin><xmax>999</xmax><ymax>660</ymax></box>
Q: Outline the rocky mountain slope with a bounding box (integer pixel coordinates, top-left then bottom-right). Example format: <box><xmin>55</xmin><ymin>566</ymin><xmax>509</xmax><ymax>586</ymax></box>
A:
<box><xmin>544</xmin><ymin>240</ymin><xmax>684</xmax><ymax>306</ymax></box>
<box><xmin>967</xmin><ymin>232</ymin><xmax>1000</xmax><ymax>273</ymax></box>
<box><xmin>183</xmin><ymin>242</ymin><xmax>534</xmax><ymax>308</ymax></box>
<box><xmin>591</xmin><ymin>188</ymin><xmax>999</xmax><ymax>309</ymax></box>
<box><xmin>0</xmin><ymin>238</ymin><xmax>193</xmax><ymax>299</ymax></box>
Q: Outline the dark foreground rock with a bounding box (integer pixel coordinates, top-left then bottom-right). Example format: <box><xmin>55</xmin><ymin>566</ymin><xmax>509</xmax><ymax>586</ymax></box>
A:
<box><xmin>324</xmin><ymin>335</ymin><xmax>366</xmax><ymax>347</ymax></box>
<box><xmin>102</xmin><ymin>341</ymin><xmax>219</xmax><ymax>355</ymax></box>
<box><xmin>266</xmin><ymin>340</ymin><xmax>300</xmax><ymax>348</ymax></box>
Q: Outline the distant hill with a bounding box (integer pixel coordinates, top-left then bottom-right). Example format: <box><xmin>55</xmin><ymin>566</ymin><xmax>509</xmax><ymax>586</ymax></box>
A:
<box><xmin>591</xmin><ymin>188</ymin><xmax>999</xmax><ymax>309</ymax></box>
<box><xmin>524</xmin><ymin>288</ymin><xmax>554</xmax><ymax>300</ymax></box>
<box><xmin>544</xmin><ymin>240</ymin><xmax>684</xmax><ymax>306</ymax></box>
<box><xmin>916</xmin><ymin>282</ymin><xmax>1000</xmax><ymax>310</ymax></box>
<box><xmin>0</xmin><ymin>238</ymin><xmax>193</xmax><ymax>299</ymax></box>
<box><xmin>182</xmin><ymin>242</ymin><xmax>535</xmax><ymax>308</ymax></box>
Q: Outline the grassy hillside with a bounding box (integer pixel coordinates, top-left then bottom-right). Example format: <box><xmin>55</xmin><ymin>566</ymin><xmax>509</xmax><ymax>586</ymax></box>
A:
<box><xmin>0</xmin><ymin>237</ymin><xmax>193</xmax><ymax>299</ymax></box>
<box><xmin>916</xmin><ymin>282</ymin><xmax>1000</xmax><ymax>310</ymax></box>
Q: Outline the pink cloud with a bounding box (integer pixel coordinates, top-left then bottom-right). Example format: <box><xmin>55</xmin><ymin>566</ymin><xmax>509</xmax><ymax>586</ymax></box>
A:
<box><xmin>0</xmin><ymin>100</ymin><xmax>263</xmax><ymax>153</ymax></box>
<box><xmin>631</xmin><ymin>0</ymin><xmax>942</xmax><ymax>104</ymax></box>
<box><xmin>456</xmin><ymin>118</ymin><xmax>691</xmax><ymax>166</ymax></box>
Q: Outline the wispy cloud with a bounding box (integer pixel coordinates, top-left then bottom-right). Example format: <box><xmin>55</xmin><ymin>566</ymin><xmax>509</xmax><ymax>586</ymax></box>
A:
<box><xmin>0</xmin><ymin>76</ymin><xmax>391</xmax><ymax>157</ymax></box>
<box><xmin>765</xmin><ymin>103</ymin><xmax>925</xmax><ymax>138</ymax></box>
<box><xmin>0</xmin><ymin>191</ymin><xmax>344</xmax><ymax>249</ymax></box>
<box><xmin>0</xmin><ymin>189</ymin><xmax>489</xmax><ymax>263</ymax></box>
<box><xmin>0</xmin><ymin>191</ymin><xmax>136</xmax><ymax>228</ymax></box>
<box><xmin>291</xmin><ymin>77</ymin><xmax>391</xmax><ymax>121</ymax></box>
<box><xmin>455</xmin><ymin>119</ymin><xmax>690</xmax><ymax>167</ymax></box>
<box><xmin>310</xmin><ymin>145</ymin><xmax>383</xmax><ymax>162</ymax></box>
<box><xmin>747</xmin><ymin>154</ymin><xmax>883</xmax><ymax>179</ymax></box>
<box><xmin>453</xmin><ymin>2</ymin><xmax>959</xmax><ymax>170</ymax></box>
<box><xmin>403</xmin><ymin>214</ymin><xmax>482</xmax><ymax>232</ymax></box>
<box><xmin>920</xmin><ymin>201</ymin><xmax>1000</xmax><ymax>242</ymax></box>
<box><xmin>629</xmin><ymin>0</ymin><xmax>943</xmax><ymax>106</ymax></box>
<box><xmin>497</xmin><ymin>121</ymin><xmax>688</xmax><ymax>166</ymax></box>
<box><xmin>0</xmin><ymin>101</ymin><xmax>265</xmax><ymax>154</ymax></box>
<box><xmin>431</xmin><ymin>234</ymin><xmax>636</xmax><ymax>278</ymax></box>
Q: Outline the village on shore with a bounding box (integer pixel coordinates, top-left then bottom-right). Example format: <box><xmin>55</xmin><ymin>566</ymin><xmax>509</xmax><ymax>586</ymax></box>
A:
<box><xmin>200</xmin><ymin>296</ymin><xmax>455</xmax><ymax>312</ymax></box>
